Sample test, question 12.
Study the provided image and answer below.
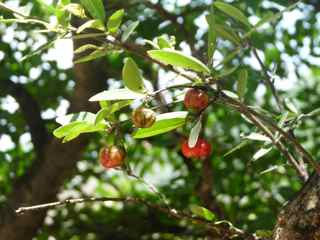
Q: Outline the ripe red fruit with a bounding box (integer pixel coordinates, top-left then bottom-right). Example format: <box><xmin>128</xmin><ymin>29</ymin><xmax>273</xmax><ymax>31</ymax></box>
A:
<box><xmin>184</xmin><ymin>88</ymin><xmax>209</xmax><ymax>111</ymax></box>
<box><xmin>181</xmin><ymin>138</ymin><xmax>212</xmax><ymax>159</ymax></box>
<box><xmin>132</xmin><ymin>107</ymin><xmax>156</xmax><ymax>128</ymax></box>
<box><xmin>193</xmin><ymin>138</ymin><xmax>212</xmax><ymax>159</ymax></box>
<box><xmin>99</xmin><ymin>145</ymin><xmax>126</xmax><ymax>169</ymax></box>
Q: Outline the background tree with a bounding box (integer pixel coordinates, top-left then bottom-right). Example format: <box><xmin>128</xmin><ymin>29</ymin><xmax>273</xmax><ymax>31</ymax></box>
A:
<box><xmin>1</xmin><ymin>0</ymin><xmax>320</xmax><ymax>239</ymax></box>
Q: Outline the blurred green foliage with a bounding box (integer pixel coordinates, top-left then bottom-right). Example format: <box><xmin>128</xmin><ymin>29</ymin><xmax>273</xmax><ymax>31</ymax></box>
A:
<box><xmin>1</xmin><ymin>0</ymin><xmax>320</xmax><ymax>239</ymax></box>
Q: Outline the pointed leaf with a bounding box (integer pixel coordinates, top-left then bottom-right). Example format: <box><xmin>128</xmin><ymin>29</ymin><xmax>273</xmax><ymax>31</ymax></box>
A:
<box><xmin>121</xmin><ymin>21</ymin><xmax>139</xmax><ymax>42</ymax></box>
<box><xmin>243</xmin><ymin>133</ymin><xmax>271</xmax><ymax>142</ymax></box>
<box><xmin>107</xmin><ymin>9</ymin><xmax>124</xmax><ymax>33</ymax></box>
<box><xmin>190</xmin><ymin>205</ymin><xmax>216</xmax><ymax>221</ymax></box>
<box><xmin>63</xmin><ymin>3</ymin><xmax>87</xmax><ymax>18</ymax></box>
<box><xmin>80</xmin><ymin>0</ymin><xmax>105</xmax><ymax>22</ymax></box>
<box><xmin>74</xmin><ymin>48</ymin><xmax>108</xmax><ymax>64</ymax></box>
<box><xmin>148</xmin><ymin>49</ymin><xmax>210</xmax><ymax>74</ymax></box>
<box><xmin>188</xmin><ymin>118</ymin><xmax>202</xmax><ymax>148</ymax></box>
<box><xmin>237</xmin><ymin>69</ymin><xmax>248</xmax><ymax>99</ymax></box>
<box><xmin>77</xmin><ymin>19</ymin><xmax>105</xmax><ymax>33</ymax></box>
<box><xmin>56</xmin><ymin>111</ymin><xmax>96</xmax><ymax>125</ymax></box>
<box><xmin>214</xmin><ymin>2</ymin><xmax>250</xmax><ymax>27</ymax></box>
<box><xmin>122</xmin><ymin>58</ymin><xmax>144</xmax><ymax>92</ymax></box>
<box><xmin>89</xmin><ymin>88</ymin><xmax>145</xmax><ymax>102</ymax></box>
<box><xmin>133</xmin><ymin>112</ymin><xmax>188</xmax><ymax>139</ymax></box>
<box><xmin>253</xmin><ymin>147</ymin><xmax>272</xmax><ymax>161</ymax></box>
<box><xmin>74</xmin><ymin>44</ymin><xmax>99</xmax><ymax>54</ymax></box>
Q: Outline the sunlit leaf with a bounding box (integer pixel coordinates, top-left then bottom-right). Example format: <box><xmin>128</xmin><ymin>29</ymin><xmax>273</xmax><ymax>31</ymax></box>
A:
<box><xmin>77</xmin><ymin>19</ymin><xmax>105</xmax><ymax>33</ymax></box>
<box><xmin>121</xmin><ymin>21</ymin><xmax>139</xmax><ymax>42</ymax></box>
<box><xmin>107</xmin><ymin>9</ymin><xmax>124</xmax><ymax>33</ymax></box>
<box><xmin>148</xmin><ymin>49</ymin><xmax>210</xmax><ymax>74</ymax></box>
<box><xmin>89</xmin><ymin>88</ymin><xmax>145</xmax><ymax>101</ymax></box>
<box><xmin>74</xmin><ymin>48</ymin><xmax>108</xmax><ymax>64</ymax></box>
<box><xmin>237</xmin><ymin>69</ymin><xmax>248</xmax><ymax>100</ymax></box>
<box><xmin>214</xmin><ymin>1</ymin><xmax>250</xmax><ymax>27</ymax></box>
<box><xmin>63</xmin><ymin>3</ymin><xmax>87</xmax><ymax>18</ymax></box>
<box><xmin>122</xmin><ymin>57</ymin><xmax>144</xmax><ymax>92</ymax></box>
<box><xmin>133</xmin><ymin>112</ymin><xmax>188</xmax><ymax>139</ymax></box>
<box><xmin>190</xmin><ymin>205</ymin><xmax>216</xmax><ymax>221</ymax></box>
<box><xmin>80</xmin><ymin>0</ymin><xmax>105</xmax><ymax>22</ymax></box>
<box><xmin>188</xmin><ymin>118</ymin><xmax>202</xmax><ymax>148</ymax></box>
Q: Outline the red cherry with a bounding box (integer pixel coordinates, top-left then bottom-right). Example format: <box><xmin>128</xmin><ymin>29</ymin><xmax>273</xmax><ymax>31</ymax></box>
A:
<box><xmin>181</xmin><ymin>138</ymin><xmax>212</xmax><ymax>159</ymax></box>
<box><xmin>181</xmin><ymin>139</ymin><xmax>196</xmax><ymax>158</ymax></box>
<box><xmin>194</xmin><ymin>138</ymin><xmax>212</xmax><ymax>159</ymax></box>
<box><xmin>99</xmin><ymin>146</ymin><xmax>126</xmax><ymax>169</ymax></box>
<box><xmin>184</xmin><ymin>88</ymin><xmax>209</xmax><ymax>111</ymax></box>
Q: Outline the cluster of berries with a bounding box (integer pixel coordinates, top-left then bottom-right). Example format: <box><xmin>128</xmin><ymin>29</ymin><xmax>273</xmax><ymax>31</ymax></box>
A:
<box><xmin>99</xmin><ymin>88</ymin><xmax>212</xmax><ymax>169</ymax></box>
<box><xmin>181</xmin><ymin>88</ymin><xmax>211</xmax><ymax>159</ymax></box>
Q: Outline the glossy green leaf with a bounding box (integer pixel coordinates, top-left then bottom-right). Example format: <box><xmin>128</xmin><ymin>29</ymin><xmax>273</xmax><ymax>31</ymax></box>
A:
<box><xmin>253</xmin><ymin>147</ymin><xmax>272</xmax><ymax>161</ymax></box>
<box><xmin>74</xmin><ymin>48</ymin><xmax>108</xmax><ymax>64</ymax></box>
<box><xmin>237</xmin><ymin>69</ymin><xmax>248</xmax><ymax>99</ymax></box>
<box><xmin>80</xmin><ymin>0</ymin><xmax>105</xmax><ymax>22</ymax></box>
<box><xmin>107</xmin><ymin>9</ymin><xmax>124</xmax><ymax>33</ymax></box>
<box><xmin>63</xmin><ymin>3</ymin><xmax>87</xmax><ymax>18</ymax></box>
<box><xmin>133</xmin><ymin>111</ymin><xmax>188</xmax><ymax>139</ymax></box>
<box><xmin>214</xmin><ymin>1</ymin><xmax>250</xmax><ymax>27</ymax></box>
<box><xmin>56</xmin><ymin>111</ymin><xmax>96</xmax><ymax>125</ymax></box>
<box><xmin>190</xmin><ymin>205</ymin><xmax>216</xmax><ymax>221</ymax></box>
<box><xmin>121</xmin><ymin>21</ymin><xmax>139</xmax><ymax>42</ymax></box>
<box><xmin>77</xmin><ymin>19</ymin><xmax>105</xmax><ymax>33</ymax></box>
<box><xmin>89</xmin><ymin>88</ymin><xmax>145</xmax><ymax>102</ymax></box>
<box><xmin>122</xmin><ymin>57</ymin><xmax>144</xmax><ymax>92</ymax></box>
<box><xmin>148</xmin><ymin>49</ymin><xmax>210</xmax><ymax>74</ymax></box>
<box><xmin>243</xmin><ymin>133</ymin><xmax>271</xmax><ymax>142</ymax></box>
<box><xmin>188</xmin><ymin>118</ymin><xmax>202</xmax><ymax>148</ymax></box>
<box><xmin>95</xmin><ymin>100</ymin><xmax>133</xmax><ymax>124</ymax></box>
<box><xmin>157</xmin><ymin>36</ymin><xmax>172</xmax><ymax>49</ymax></box>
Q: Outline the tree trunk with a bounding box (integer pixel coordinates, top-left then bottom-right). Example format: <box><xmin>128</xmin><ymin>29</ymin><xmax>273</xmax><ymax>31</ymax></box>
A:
<box><xmin>273</xmin><ymin>172</ymin><xmax>320</xmax><ymax>240</ymax></box>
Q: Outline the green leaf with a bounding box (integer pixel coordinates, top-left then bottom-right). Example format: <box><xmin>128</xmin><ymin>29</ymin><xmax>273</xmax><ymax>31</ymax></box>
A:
<box><xmin>74</xmin><ymin>48</ymin><xmax>108</xmax><ymax>64</ymax></box>
<box><xmin>253</xmin><ymin>147</ymin><xmax>272</xmax><ymax>161</ymax></box>
<box><xmin>190</xmin><ymin>205</ymin><xmax>216</xmax><ymax>221</ymax></box>
<box><xmin>148</xmin><ymin>49</ymin><xmax>210</xmax><ymax>74</ymax></box>
<box><xmin>107</xmin><ymin>9</ymin><xmax>124</xmax><ymax>33</ymax></box>
<box><xmin>94</xmin><ymin>108</ymin><xmax>109</xmax><ymax>124</ymax></box>
<box><xmin>63</xmin><ymin>3</ymin><xmax>87</xmax><ymax>18</ymax></box>
<box><xmin>133</xmin><ymin>111</ymin><xmax>188</xmax><ymax>139</ymax></box>
<box><xmin>56</xmin><ymin>111</ymin><xmax>96</xmax><ymax>125</ymax></box>
<box><xmin>122</xmin><ymin>58</ymin><xmax>144</xmax><ymax>92</ymax></box>
<box><xmin>80</xmin><ymin>0</ymin><xmax>105</xmax><ymax>22</ymax></box>
<box><xmin>157</xmin><ymin>36</ymin><xmax>172</xmax><ymax>49</ymax></box>
<box><xmin>224</xmin><ymin>140</ymin><xmax>249</xmax><ymax>157</ymax></box>
<box><xmin>215</xmin><ymin>24</ymin><xmax>241</xmax><ymax>45</ymax></box>
<box><xmin>237</xmin><ymin>69</ymin><xmax>248</xmax><ymax>99</ymax></box>
<box><xmin>188</xmin><ymin>118</ymin><xmax>202</xmax><ymax>148</ymax></box>
<box><xmin>95</xmin><ymin>100</ymin><xmax>133</xmax><ymax>124</ymax></box>
<box><xmin>54</xmin><ymin>122</ymin><xmax>84</xmax><ymax>138</ymax></box>
<box><xmin>121</xmin><ymin>21</ymin><xmax>139</xmax><ymax>42</ymax></box>
<box><xmin>89</xmin><ymin>88</ymin><xmax>145</xmax><ymax>102</ymax></box>
<box><xmin>243</xmin><ymin>133</ymin><xmax>271</xmax><ymax>142</ymax></box>
<box><xmin>206</xmin><ymin>5</ymin><xmax>216</xmax><ymax>64</ymax></box>
<box><xmin>77</xmin><ymin>19</ymin><xmax>105</xmax><ymax>33</ymax></box>
<box><xmin>74</xmin><ymin>44</ymin><xmax>100</xmax><ymax>54</ymax></box>
<box><xmin>214</xmin><ymin>1</ymin><xmax>250</xmax><ymax>27</ymax></box>
<box><xmin>284</xmin><ymin>98</ymin><xmax>298</xmax><ymax>114</ymax></box>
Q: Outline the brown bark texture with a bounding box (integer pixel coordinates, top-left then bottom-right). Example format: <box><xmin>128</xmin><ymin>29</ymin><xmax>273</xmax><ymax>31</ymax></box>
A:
<box><xmin>273</xmin><ymin>173</ymin><xmax>320</xmax><ymax>240</ymax></box>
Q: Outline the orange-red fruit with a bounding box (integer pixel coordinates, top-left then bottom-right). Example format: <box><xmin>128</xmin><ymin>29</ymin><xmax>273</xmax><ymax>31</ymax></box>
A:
<box><xmin>132</xmin><ymin>107</ymin><xmax>156</xmax><ymax>128</ymax></box>
<box><xmin>184</xmin><ymin>88</ymin><xmax>209</xmax><ymax>111</ymax></box>
<box><xmin>181</xmin><ymin>138</ymin><xmax>212</xmax><ymax>159</ymax></box>
<box><xmin>99</xmin><ymin>146</ymin><xmax>126</xmax><ymax>169</ymax></box>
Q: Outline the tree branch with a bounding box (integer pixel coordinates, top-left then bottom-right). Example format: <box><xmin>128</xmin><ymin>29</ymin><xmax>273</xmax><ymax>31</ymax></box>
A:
<box><xmin>0</xmin><ymin>80</ymin><xmax>49</xmax><ymax>155</ymax></box>
<box><xmin>14</xmin><ymin>196</ymin><xmax>265</xmax><ymax>240</ymax></box>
